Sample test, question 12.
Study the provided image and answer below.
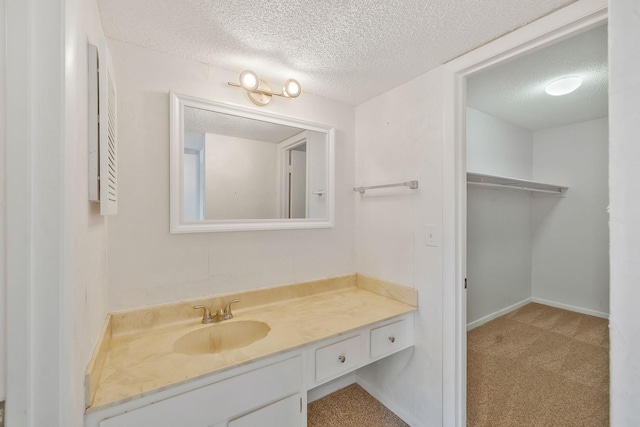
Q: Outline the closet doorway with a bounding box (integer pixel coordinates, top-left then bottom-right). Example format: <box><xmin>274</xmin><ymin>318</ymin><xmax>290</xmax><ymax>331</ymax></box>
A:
<box><xmin>464</xmin><ymin>24</ymin><xmax>609</xmax><ymax>425</ymax></box>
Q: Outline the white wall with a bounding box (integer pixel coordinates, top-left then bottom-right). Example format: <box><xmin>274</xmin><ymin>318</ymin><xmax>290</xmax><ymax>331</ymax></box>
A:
<box><xmin>106</xmin><ymin>40</ymin><xmax>355</xmax><ymax>311</ymax></box>
<box><xmin>466</xmin><ymin>111</ymin><xmax>609</xmax><ymax>323</ymax></box>
<box><xmin>532</xmin><ymin>118</ymin><xmax>609</xmax><ymax>316</ymax></box>
<box><xmin>306</xmin><ymin>131</ymin><xmax>328</xmax><ymax>218</ymax></box>
<box><xmin>184</xmin><ymin>151</ymin><xmax>202</xmax><ymax>220</ymax></box>
<box><xmin>467</xmin><ymin>189</ymin><xmax>533</xmax><ymax>322</ymax></box>
<box><xmin>610</xmin><ymin>0</ymin><xmax>640</xmax><ymax>423</ymax></box>
<box><xmin>289</xmin><ymin>149</ymin><xmax>307</xmax><ymax>217</ymax></box>
<box><xmin>0</xmin><ymin>0</ymin><xmax>5</xmax><ymax>402</ymax></box>
<box><xmin>204</xmin><ymin>134</ymin><xmax>278</xmax><ymax>219</ymax></box>
<box><xmin>466</xmin><ymin>107</ymin><xmax>533</xmax><ymax>179</ymax></box>
<box><xmin>63</xmin><ymin>0</ymin><xmax>110</xmax><ymax>423</ymax></box>
<box><xmin>466</xmin><ymin>108</ymin><xmax>533</xmax><ymax>324</ymax></box>
<box><xmin>5</xmin><ymin>0</ymin><xmax>108</xmax><ymax>424</ymax></box>
<box><xmin>183</xmin><ymin>132</ymin><xmax>205</xmax><ymax>221</ymax></box>
<box><xmin>354</xmin><ymin>68</ymin><xmax>444</xmax><ymax>427</ymax></box>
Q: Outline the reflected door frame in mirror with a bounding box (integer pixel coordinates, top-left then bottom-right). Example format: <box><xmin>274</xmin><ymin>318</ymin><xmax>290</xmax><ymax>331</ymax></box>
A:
<box><xmin>169</xmin><ymin>92</ymin><xmax>335</xmax><ymax>233</ymax></box>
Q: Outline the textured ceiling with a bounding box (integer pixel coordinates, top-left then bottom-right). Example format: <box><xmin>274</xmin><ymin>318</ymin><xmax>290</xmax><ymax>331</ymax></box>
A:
<box><xmin>467</xmin><ymin>25</ymin><xmax>608</xmax><ymax>131</ymax></box>
<box><xmin>97</xmin><ymin>0</ymin><xmax>576</xmax><ymax>105</ymax></box>
<box><xmin>185</xmin><ymin>106</ymin><xmax>304</xmax><ymax>143</ymax></box>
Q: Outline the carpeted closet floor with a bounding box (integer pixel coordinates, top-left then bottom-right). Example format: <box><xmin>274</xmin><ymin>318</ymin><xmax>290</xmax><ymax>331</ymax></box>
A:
<box><xmin>467</xmin><ymin>303</ymin><xmax>609</xmax><ymax>427</ymax></box>
<box><xmin>307</xmin><ymin>383</ymin><xmax>408</xmax><ymax>427</ymax></box>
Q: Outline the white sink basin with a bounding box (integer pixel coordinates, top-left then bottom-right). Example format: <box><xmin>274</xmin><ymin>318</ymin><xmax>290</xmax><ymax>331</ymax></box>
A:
<box><xmin>173</xmin><ymin>320</ymin><xmax>270</xmax><ymax>355</ymax></box>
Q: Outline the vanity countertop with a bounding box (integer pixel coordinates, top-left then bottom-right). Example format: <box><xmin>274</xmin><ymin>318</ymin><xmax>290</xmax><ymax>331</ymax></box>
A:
<box><xmin>85</xmin><ymin>274</ymin><xmax>417</xmax><ymax>412</ymax></box>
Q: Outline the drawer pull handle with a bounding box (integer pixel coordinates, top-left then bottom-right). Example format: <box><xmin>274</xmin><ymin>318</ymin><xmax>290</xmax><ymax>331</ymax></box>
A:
<box><xmin>338</xmin><ymin>355</ymin><xmax>346</xmax><ymax>363</ymax></box>
<box><xmin>389</xmin><ymin>336</ymin><xmax>396</xmax><ymax>343</ymax></box>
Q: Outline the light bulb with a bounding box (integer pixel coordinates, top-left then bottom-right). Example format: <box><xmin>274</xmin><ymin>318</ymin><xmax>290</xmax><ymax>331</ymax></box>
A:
<box><xmin>283</xmin><ymin>79</ymin><xmax>301</xmax><ymax>98</ymax></box>
<box><xmin>239</xmin><ymin>70</ymin><xmax>259</xmax><ymax>91</ymax></box>
<box><xmin>545</xmin><ymin>76</ymin><xmax>582</xmax><ymax>96</ymax></box>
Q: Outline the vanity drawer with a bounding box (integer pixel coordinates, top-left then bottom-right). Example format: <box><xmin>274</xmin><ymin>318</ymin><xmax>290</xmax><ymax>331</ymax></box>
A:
<box><xmin>370</xmin><ymin>319</ymin><xmax>410</xmax><ymax>359</ymax></box>
<box><xmin>315</xmin><ymin>334</ymin><xmax>365</xmax><ymax>382</ymax></box>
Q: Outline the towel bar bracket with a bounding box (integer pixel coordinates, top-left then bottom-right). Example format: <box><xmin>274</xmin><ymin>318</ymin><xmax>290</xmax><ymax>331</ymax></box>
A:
<box><xmin>353</xmin><ymin>180</ymin><xmax>419</xmax><ymax>194</ymax></box>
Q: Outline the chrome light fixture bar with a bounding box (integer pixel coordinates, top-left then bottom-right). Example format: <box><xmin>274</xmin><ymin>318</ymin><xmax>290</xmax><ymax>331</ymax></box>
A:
<box><xmin>228</xmin><ymin>69</ymin><xmax>301</xmax><ymax>106</ymax></box>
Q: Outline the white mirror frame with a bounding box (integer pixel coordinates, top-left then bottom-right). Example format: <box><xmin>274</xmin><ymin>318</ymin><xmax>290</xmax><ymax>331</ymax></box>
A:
<box><xmin>169</xmin><ymin>92</ymin><xmax>335</xmax><ymax>233</ymax></box>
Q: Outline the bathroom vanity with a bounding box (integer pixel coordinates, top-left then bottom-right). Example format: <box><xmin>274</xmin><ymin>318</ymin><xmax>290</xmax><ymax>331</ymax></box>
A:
<box><xmin>84</xmin><ymin>274</ymin><xmax>417</xmax><ymax>427</ymax></box>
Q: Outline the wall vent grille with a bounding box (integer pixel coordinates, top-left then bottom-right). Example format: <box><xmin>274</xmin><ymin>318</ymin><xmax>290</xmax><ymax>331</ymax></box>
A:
<box><xmin>88</xmin><ymin>40</ymin><xmax>118</xmax><ymax>215</ymax></box>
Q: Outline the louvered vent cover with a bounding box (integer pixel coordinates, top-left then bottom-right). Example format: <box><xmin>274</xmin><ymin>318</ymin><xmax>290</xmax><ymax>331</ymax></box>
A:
<box><xmin>88</xmin><ymin>40</ymin><xmax>118</xmax><ymax>215</ymax></box>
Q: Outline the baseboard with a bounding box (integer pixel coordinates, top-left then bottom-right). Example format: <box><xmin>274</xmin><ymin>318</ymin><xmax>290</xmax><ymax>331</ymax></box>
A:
<box><xmin>356</xmin><ymin>376</ymin><xmax>420</xmax><ymax>427</ymax></box>
<box><xmin>531</xmin><ymin>297</ymin><xmax>609</xmax><ymax>319</ymax></box>
<box><xmin>467</xmin><ymin>297</ymin><xmax>532</xmax><ymax>330</ymax></box>
<box><xmin>307</xmin><ymin>373</ymin><xmax>356</xmax><ymax>403</ymax></box>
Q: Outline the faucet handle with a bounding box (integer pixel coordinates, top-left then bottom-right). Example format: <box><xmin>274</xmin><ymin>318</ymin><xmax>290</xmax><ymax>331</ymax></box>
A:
<box><xmin>222</xmin><ymin>299</ymin><xmax>240</xmax><ymax>320</ymax></box>
<box><xmin>193</xmin><ymin>305</ymin><xmax>216</xmax><ymax>324</ymax></box>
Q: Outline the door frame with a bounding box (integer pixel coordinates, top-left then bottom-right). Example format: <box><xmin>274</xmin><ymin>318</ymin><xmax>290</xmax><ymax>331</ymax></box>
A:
<box><xmin>288</xmin><ymin>146</ymin><xmax>309</xmax><ymax>218</ymax></box>
<box><xmin>441</xmin><ymin>0</ymin><xmax>608</xmax><ymax>424</ymax></box>
<box><xmin>277</xmin><ymin>132</ymin><xmax>309</xmax><ymax>218</ymax></box>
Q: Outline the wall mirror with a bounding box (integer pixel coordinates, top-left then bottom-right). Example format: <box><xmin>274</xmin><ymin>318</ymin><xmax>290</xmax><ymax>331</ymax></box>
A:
<box><xmin>170</xmin><ymin>92</ymin><xmax>335</xmax><ymax>232</ymax></box>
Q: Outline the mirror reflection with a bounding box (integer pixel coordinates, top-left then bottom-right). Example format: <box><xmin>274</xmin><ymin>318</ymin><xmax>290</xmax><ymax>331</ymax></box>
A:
<box><xmin>169</xmin><ymin>90</ymin><xmax>336</xmax><ymax>235</ymax></box>
<box><xmin>183</xmin><ymin>106</ymin><xmax>328</xmax><ymax>221</ymax></box>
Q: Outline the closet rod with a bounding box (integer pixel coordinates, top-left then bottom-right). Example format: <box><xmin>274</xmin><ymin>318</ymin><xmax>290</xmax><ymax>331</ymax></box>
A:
<box><xmin>467</xmin><ymin>181</ymin><xmax>564</xmax><ymax>194</ymax></box>
<box><xmin>353</xmin><ymin>180</ymin><xmax>419</xmax><ymax>194</ymax></box>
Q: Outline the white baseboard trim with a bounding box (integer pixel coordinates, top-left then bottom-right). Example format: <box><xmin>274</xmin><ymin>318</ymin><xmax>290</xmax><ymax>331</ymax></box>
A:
<box><xmin>467</xmin><ymin>297</ymin><xmax>532</xmax><ymax>331</ymax></box>
<box><xmin>356</xmin><ymin>376</ymin><xmax>420</xmax><ymax>427</ymax></box>
<box><xmin>531</xmin><ymin>297</ymin><xmax>609</xmax><ymax>319</ymax></box>
<box><xmin>307</xmin><ymin>373</ymin><xmax>356</xmax><ymax>403</ymax></box>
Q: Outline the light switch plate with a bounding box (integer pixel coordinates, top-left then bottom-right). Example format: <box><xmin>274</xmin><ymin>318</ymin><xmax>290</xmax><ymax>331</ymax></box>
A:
<box><xmin>426</xmin><ymin>224</ymin><xmax>439</xmax><ymax>247</ymax></box>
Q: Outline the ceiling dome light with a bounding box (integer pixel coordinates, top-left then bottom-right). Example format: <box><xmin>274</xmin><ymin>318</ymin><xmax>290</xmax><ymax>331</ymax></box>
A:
<box><xmin>545</xmin><ymin>76</ymin><xmax>583</xmax><ymax>96</ymax></box>
<box><xmin>239</xmin><ymin>70</ymin><xmax>259</xmax><ymax>91</ymax></box>
<box><xmin>283</xmin><ymin>79</ymin><xmax>301</xmax><ymax>98</ymax></box>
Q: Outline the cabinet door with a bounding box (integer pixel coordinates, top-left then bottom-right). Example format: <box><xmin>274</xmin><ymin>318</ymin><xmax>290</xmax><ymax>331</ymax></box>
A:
<box><xmin>99</xmin><ymin>356</ymin><xmax>301</xmax><ymax>427</ymax></box>
<box><xmin>228</xmin><ymin>394</ymin><xmax>302</xmax><ymax>427</ymax></box>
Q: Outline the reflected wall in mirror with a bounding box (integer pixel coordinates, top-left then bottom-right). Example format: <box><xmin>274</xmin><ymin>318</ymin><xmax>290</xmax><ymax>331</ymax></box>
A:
<box><xmin>170</xmin><ymin>92</ymin><xmax>335</xmax><ymax>233</ymax></box>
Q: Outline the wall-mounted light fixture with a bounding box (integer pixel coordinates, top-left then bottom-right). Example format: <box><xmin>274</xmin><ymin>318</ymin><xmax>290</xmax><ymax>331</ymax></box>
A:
<box><xmin>228</xmin><ymin>70</ymin><xmax>301</xmax><ymax>106</ymax></box>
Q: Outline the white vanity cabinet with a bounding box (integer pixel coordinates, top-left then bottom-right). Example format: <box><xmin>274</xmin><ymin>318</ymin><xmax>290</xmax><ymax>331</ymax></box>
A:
<box><xmin>93</xmin><ymin>355</ymin><xmax>303</xmax><ymax>427</ymax></box>
<box><xmin>370</xmin><ymin>317</ymin><xmax>411</xmax><ymax>359</ymax></box>
<box><xmin>85</xmin><ymin>313</ymin><xmax>414</xmax><ymax>427</ymax></box>
<box><xmin>228</xmin><ymin>394</ymin><xmax>302</xmax><ymax>427</ymax></box>
<box><xmin>307</xmin><ymin>314</ymin><xmax>414</xmax><ymax>388</ymax></box>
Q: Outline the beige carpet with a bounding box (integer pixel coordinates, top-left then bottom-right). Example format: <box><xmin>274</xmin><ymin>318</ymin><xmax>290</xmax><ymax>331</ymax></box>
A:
<box><xmin>307</xmin><ymin>383</ymin><xmax>408</xmax><ymax>427</ymax></box>
<box><xmin>468</xmin><ymin>303</ymin><xmax>609</xmax><ymax>427</ymax></box>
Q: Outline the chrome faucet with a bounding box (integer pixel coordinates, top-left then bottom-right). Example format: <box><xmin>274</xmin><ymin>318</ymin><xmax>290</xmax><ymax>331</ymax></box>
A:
<box><xmin>193</xmin><ymin>299</ymin><xmax>240</xmax><ymax>324</ymax></box>
<box><xmin>222</xmin><ymin>299</ymin><xmax>240</xmax><ymax>320</ymax></box>
<box><xmin>192</xmin><ymin>305</ymin><xmax>217</xmax><ymax>324</ymax></box>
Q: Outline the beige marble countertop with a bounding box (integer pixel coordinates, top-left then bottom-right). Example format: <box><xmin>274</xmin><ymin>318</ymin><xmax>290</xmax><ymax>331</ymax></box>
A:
<box><xmin>86</xmin><ymin>274</ymin><xmax>417</xmax><ymax>412</ymax></box>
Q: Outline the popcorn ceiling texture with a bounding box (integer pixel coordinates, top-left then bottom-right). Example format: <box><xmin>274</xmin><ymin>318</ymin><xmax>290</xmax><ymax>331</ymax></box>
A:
<box><xmin>467</xmin><ymin>25</ymin><xmax>608</xmax><ymax>131</ymax></box>
<box><xmin>185</xmin><ymin>106</ymin><xmax>303</xmax><ymax>143</ymax></box>
<box><xmin>97</xmin><ymin>0</ymin><xmax>575</xmax><ymax>105</ymax></box>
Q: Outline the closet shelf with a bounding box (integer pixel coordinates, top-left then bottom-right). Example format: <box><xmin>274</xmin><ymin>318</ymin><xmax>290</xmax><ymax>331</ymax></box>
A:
<box><xmin>467</xmin><ymin>172</ymin><xmax>568</xmax><ymax>195</ymax></box>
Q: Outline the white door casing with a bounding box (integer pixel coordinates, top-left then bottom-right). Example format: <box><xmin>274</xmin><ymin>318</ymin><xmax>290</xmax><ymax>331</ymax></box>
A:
<box><xmin>441</xmin><ymin>0</ymin><xmax>608</xmax><ymax>425</ymax></box>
